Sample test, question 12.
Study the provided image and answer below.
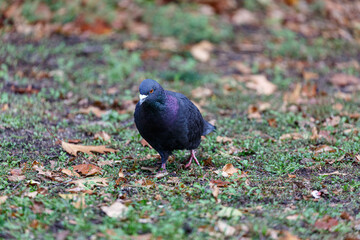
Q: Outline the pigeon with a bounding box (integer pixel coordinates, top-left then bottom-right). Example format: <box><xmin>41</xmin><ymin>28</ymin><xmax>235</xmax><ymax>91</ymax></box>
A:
<box><xmin>134</xmin><ymin>79</ymin><xmax>215</xmax><ymax>171</ymax></box>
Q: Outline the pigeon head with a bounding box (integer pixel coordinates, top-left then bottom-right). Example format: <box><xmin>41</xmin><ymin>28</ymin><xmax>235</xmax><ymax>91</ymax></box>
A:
<box><xmin>138</xmin><ymin>79</ymin><xmax>165</xmax><ymax>105</ymax></box>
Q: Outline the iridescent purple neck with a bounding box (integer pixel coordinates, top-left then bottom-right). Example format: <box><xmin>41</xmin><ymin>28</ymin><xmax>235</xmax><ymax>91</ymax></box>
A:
<box><xmin>165</xmin><ymin>93</ymin><xmax>179</xmax><ymax>124</ymax></box>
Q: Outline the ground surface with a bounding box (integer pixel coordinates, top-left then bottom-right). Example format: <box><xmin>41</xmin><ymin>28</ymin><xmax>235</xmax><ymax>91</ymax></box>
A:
<box><xmin>1</xmin><ymin>1</ymin><xmax>360</xmax><ymax>239</ymax></box>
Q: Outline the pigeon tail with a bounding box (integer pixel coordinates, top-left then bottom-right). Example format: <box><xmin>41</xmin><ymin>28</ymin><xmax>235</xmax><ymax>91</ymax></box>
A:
<box><xmin>202</xmin><ymin>121</ymin><xmax>216</xmax><ymax>136</ymax></box>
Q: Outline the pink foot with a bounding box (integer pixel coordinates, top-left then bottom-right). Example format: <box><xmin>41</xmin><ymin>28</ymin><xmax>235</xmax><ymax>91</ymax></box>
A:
<box><xmin>185</xmin><ymin>150</ymin><xmax>200</xmax><ymax>168</ymax></box>
<box><xmin>160</xmin><ymin>163</ymin><xmax>167</xmax><ymax>172</ymax></box>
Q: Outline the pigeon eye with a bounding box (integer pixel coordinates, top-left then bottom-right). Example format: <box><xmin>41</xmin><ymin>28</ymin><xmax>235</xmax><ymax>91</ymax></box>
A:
<box><xmin>149</xmin><ymin>89</ymin><xmax>154</xmax><ymax>94</ymax></box>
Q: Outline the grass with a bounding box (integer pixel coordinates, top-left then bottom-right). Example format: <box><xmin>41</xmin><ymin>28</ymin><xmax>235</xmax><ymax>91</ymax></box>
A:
<box><xmin>1</xmin><ymin>35</ymin><xmax>360</xmax><ymax>239</ymax></box>
<box><xmin>1</xmin><ymin>1</ymin><xmax>360</xmax><ymax>239</ymax></box>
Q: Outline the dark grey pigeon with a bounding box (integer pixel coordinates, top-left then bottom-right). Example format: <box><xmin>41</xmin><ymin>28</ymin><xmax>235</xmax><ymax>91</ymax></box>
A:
<box><xmin>134</xmin><ymin>79</ymin><xmax>215</xmax><ymax>171</ymax></box>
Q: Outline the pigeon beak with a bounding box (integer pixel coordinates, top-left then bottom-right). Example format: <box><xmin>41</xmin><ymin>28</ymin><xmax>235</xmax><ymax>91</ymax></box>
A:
<box><xmin>139</xmin><ymin>94</ymin><xmax>148</xmax><ymax>105</ymax></box>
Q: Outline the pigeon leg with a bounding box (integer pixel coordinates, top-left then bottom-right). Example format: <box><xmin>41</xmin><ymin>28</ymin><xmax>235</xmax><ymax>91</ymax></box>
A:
<box><xmin>185</xmin><ymin>150</ymin><xmax>200</xmax><ymax>168</ymax></box>
<box><xmin>159</xmin><ymin>151</ymin><xmax>169</xmax><ymax>172</ymax></box>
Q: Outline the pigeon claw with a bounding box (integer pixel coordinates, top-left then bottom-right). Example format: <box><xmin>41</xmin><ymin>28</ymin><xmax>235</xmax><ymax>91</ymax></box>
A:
<box><xmin>185</xmin><ymin>150</ymin><xmax>200</xmax><ymax>168</ymax></box>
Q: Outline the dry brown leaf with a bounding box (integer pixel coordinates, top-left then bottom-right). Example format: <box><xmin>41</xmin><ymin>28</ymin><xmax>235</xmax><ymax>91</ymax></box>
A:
<box><xmin>209</xmin><ymin>182</ymin><xmax>220</xmax><ymax>203</ymax></box>
<box><xmin>73</xmin><ymin>164</ymin><xmax>101</xmax><ymax>176</ymax></box>
<box><xmin>33</xmin><ymin>165</ymin><xmax>53</xmax><ymax>178</ymax></box>
<box><xmin>284</xmin><ymin>0</ymin><xmax>298</xmax><ymax>6</ymax></box>
<box><xmin>1</xmin><ymin>104</ymin><xmax>9</xmax><ymax>111</ymax></box>
<box><xmin>140</xmin><ymin>139</ymin><xmax>152</xmax><ymax>148</ymax></box>
<box><xmin>314</xmin><ymin>215</ymin><xmax>338</xmax><ymax>230</ymax></box>
<box><xmin>94</xmin><ymin>131</ymin><xmax>111</xmax><ymax>142</ymax></box>
<box><xmin>216</xmin><ymin>136</ymin><xmax>233</xmax><ymax>143</ymax></box>
<box><xmin>280</xmin><ymin>132</ymin><xmax>303</xmax><ymax>140</ymax></box>
<box><xmin>61</xmin><ymin>141</ymin><xmax>117</xmax><ymax>156</ymax></box>
<box><xmin>135</xmin><ymin>179</ymin><xmax>155</xmax><ymax>187</ymax></box>
<box><xmin>123</xmin><ymin>39</ymin><xmax>142</xmax><ymax>50</ymax></box>
<box><xmin>303</xmin><ymin>71</ymin><xmax>319</xmax><ymax>81</ymax></box>
<box><xmin>190</xmin><ymin>40</ymin><xmax>214</xmax><ymax>62</ymax></box>
<box><xmin>330</xmin><ymin>74</ymin><xmax>360</xmax><ymax>87</ymax></box>
<box><xmin>242</xmin><ymin>75</ymin><xmax>277</xmax><ymax>95</ymax></box>
<box><xmin>35</xmin><ymin>2</ymin><xmax>52</xmax><ymax>21</ymax></box>
<box><xmin>97</xmin><ymin>160</ymin><xmax>114</xmax><ymax>167</ymax></box>
<box><xmin>232</xmin><ymin>61</ymin><xmax>252</xmax><ymax>74</ymax></box>
<box><xmin>8</xmin><ymin>168</ymin><xmax>25</xmax><ymax>182</ymax></box>
<box><xmin>323</xmin><ymin>116</ymin><xmax>341</xmax><ymax>127</ymax></box>
<box><xmin>101</xmin><ymin>201</ymin><xmax>128</xmax><ymax>218</ymax></box>
<box><xmin>247</xmin><ymin>105</ymin><xmax>262</xmax><ymax>120</ymax></box>
<box><xmin>319</xmin><ymin>171</ymin><xmax>347</xmax><ymax>176</ymax></box>
<box><xmin>267</xmin><ymin>118</ymin><xmax>277</xmax><ymax>128</ymax></box>
<box><xmin>314</xmin><ymin>145</ymin><xmax>336</xmax><ymax>155</ymax></box>
<box><xmin>191</xmin><ymin>87</ymin><xmax>213</xmax><ymax>99</ymax></box>
<box><xmin>232</xmin><ymin>9</ymin><xmax>258</xmax><ymax>26</ymax></box>
<box><xmin>79</xmin><ymin>106</ymin><xmax>108</xmax><ymax>118</ymax></box>
<box><xmin>0</xmin><ymin>195</ymin><xmax>8</xmax><ymax>205</ymax></box>
<box><xmin>278</xmin><ymin>230</ymin><xmax>300</xmax><ymax>240</ymax></box>
<box><xmin>70</xmin><ymin>177</ymin><xmax>108</xmax><ymax>188</ymax></box>
<box><xmin>61</xmin><ymin>168</ymin><xmax>81</xmax><ymax>177</ymax></box>
<box><xmin>217</xmin><ymin>221</ymin><xmax>236</xmax><ymax>236</ymax></box>
<box><xmin>222</xmin><ymin>164</ymin><xmax>239</xmax><ymax>177</ymax></box>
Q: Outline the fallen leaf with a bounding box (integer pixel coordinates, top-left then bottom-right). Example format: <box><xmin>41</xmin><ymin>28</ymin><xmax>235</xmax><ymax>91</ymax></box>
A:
<box><xmin>1</xmin><ymin>104</ymin><xmax>9</xmax><ymax>111</ymax></box>
<box><xmin>330</xmin><ymin>74</ymin><xmax>360</xmax><ymax>87</ymax></box>
<box><xmin>140</xmin><ymin>139</ymin><xmax>152</xmax><ymax>148</ymax></box>
<box><xmin>10</xmin><ymin>84</ymin><xmax>40</xmax><ymax>94</ymax></box>
<box><xmin>314</xmin><ymin>145</ymin><xmax>336</xmax><ymax>155</ymax></box>
<box><xmin>222</xmin><ymin>164</ymin><xmax>239</xmax><ymax>177</ymax></box>
<box><xmin>209</xmin><ymin>182</ymin><xmax>220</xmax><ymax>203</ymax></box>
<box><xmin>101</xmin><ymin>201</ymin><xmax>128</xmax><ymax>218</ymax></box>
<box><xmin>240</xmin><ymin>75</ymin><xmax>277</xmax><ymax>95</ymax></box>
<box><xmin>61</xmin><ymin>141</ymin><xmax>117</xmax><ymax>156</ymax></box>
<box><xmin>33</xmin><ymin>164</ymin><xmax>53</xmax><ymax>178</ymax></box>
<box><xmin>284</xmin><ymin>0</ymin><xmax>298</xmax><ymax>6</ymax></box>
<box><xmin>319</xmin><ymin>171</ymin><xmax>347</xmax><ymax>176</ymax></box>
<box><xmin>61</xmin><ymin>168</ymin><xmax>81</xmax><ymax>177</ymax></box>
<box><xmin>73</xmin><ymin>164</ymin><xmax>101</xmax><ymax>176</ymax></box>
<box><xmin>190</xmin><ymin>40</ymin><xmax>214</xmax><ymax>62</ymax></box>
<box><xmin>210</xmin><ymin>179</ymin><xmax>231</xmax><ymax>187</ymax></box>
<box><xmin>323</xmin><ymin>116</ymin><xmax>341</xmax><ymax>127</ymax></box>
<box><xmin>303</xmin><ymin>71</ymin><xmax>319</xmax><ymax>81</ymax></box>
<box><xmin>191</xmin><ymin>87</ymin><xmax>213</xmax><ymax>99</ymax></box>
<box><xmin>97</xmin><ymin>160</ymin><xmax>114</xmax><ymax>167</ymax></box>
<box><xmin>340</xmin><ymin>211</ymin><xmax>352</xmax><ymax>220</ymax></box>
<box><xmin>123</xmin><ymin>39</ymin><xmax>142</xmax><ymax>50</ymax></box>
<box><xmin>232</xmin><ymin>9</ymin><xmax>258</xmax><ymax>26</ymax></box>
<box><xmin>135</xmin><ymin>179</ymin><xmax>155</xmax><ymax>188</ymax></box>
<box><xmin>278</xmin><ymin>230</ymin><xmax>300</xmax><ymax>240</ymax></box>
<box><xmin>247</xmin><ymin>105</ymin><xmax>262</xmax><ymax>120</ymax></box>
<box><xmin>79</xmin><ymin>106</ymin><xmax>108</xmax><ymax>117</ymax></box>
<box><xmin>314</xmin><ymin>215</ymin><xmax>338</xmax><ymax>230</ymax></box>
<box><xmin>286</xmin><ymin>214</ymin><xmax>300</xmax><ymax>220</ymax></box>
<box><xmin>0</xmin><ymin>195</ymin><xmax>8</xmax><ymax>205</ymax></box>
<box><xmin>8</xmin><ymin>168</ymin><xmax>25</xmax><ymax>181</ymax></box>
<box><xmin>217</xmin><ymin>221</ymin><xmax>236</xmax><ymax>236</ymax></box>
<box><xmin>280</xmin><ymin>132</ymin><xmax>303</xmax><ymax>140</ymax></box>
<box><xmin>94</xmin><ymin>131</ymin><xmax>111</xmax><ymax>142</ymax></box>
<box><xmin>216</xmin><ymin>136</ymin><xmax>233</xmax><ymax>143</ymax></box>
<box><xmin>70</xmin><ymin>177</ymin><xmax>109</xmax><ymax>188</ymax></box>
<box><xmin>231</xmin><ymin>61</ymin><xmax>252</xmax><ymax>74</ymax></box>
<box><xmin>267</xmin><ymin>118</ymin><xmax>277</xmax><ymax>128</ymax></box>
<box><xmin>217</xmin><ymin>206</ymin><xmax>242</xmax><ymax>218</ymax></box>
<box><xmin>59</xmin><ymin>193</ymin><xmax>87</xmax><ymax>209</ymax></box>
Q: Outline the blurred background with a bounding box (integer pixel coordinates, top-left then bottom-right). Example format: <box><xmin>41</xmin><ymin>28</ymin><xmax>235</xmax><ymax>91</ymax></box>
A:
<box><xmin>1</xmin><ymin>1</ymin><xmax>360</xmax><ymax>239</ymax></box>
